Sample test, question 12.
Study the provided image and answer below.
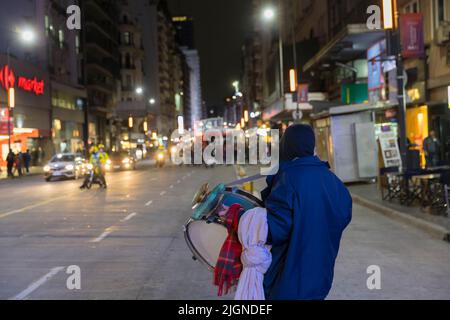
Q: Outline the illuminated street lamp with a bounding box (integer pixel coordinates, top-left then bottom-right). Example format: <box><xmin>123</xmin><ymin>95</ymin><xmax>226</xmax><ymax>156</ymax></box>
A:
<box><xmin>244</xmin><ymin>110</ymin><xmax>249</xmax><ymax>123</ymax></box>
<box><xmin>128</xmin><ymin>115</ymin><xmax>134</xmax><ymax>128</ymax></box>
<box><xmin>262</xmin><ymin>7</ymin><xmax>275</xmax><ymax>21</ymax></box>
<box><xmin>8</xmin><ymin>88</ymin><xmax>15</xmax><ymax>109</ymax></box>
<box><xmin>232</xmin><ymin>81</ymin><xmax>239</xmax><ymax>93</ymax></box>
<box><xmin>143</xmin><ymin>120</ymin><xmax>148</xmax><ymax>133</ymax></box>
<box><xmin>20</xmin><ymin>27</ymin><xmax>36</xmax><ymax>43</ymax></box>
<box><xmin>6</xmin><ymin>26</ymin><xmax>36</xmax><ymax>151</ymax></box>
<box><xmin>135</xmin><ymin>87</ymin><xmax>143</xmax><ymax>95</ymax></box>
<box><xmin>149</xmin><ymin>98</ymin><xmax>156</xmax><ymax>105</ymax></box>
<box><xmin>289</xmin><ymin>69</ymin><xmax>297</xmax><ymax>93</ymax></box>
<box><xmin>382</xmin><ymin>0</ymin><xmax>395</xmax><ymax>30</ymax></box>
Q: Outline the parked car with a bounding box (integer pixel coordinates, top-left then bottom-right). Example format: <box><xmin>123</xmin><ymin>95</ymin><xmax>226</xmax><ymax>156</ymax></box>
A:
<box><xmin>107</xmin><ymin>151</ymin><xmax>137</xmax><ymax>171</ymax></box>
<box><xmin>44</xmin><ymin>153</ymin><xmax>85</xmax><ymax>182</ymax></box>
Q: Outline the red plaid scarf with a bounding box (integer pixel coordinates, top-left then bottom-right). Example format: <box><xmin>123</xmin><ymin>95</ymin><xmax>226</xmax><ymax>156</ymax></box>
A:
<box><xmin>214</xmin><ymin>204</ymin><xmax>244</xmax><ymax>296</ymax></box>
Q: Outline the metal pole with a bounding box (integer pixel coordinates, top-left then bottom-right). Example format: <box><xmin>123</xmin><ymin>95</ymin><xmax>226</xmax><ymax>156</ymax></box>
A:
<box><xmin>6</xmin><ymin>46</ymin><xmax>11</xmax><ymax>152</ymax></box>
<box><xmin>291</xmin><ymin>4</ymin><xmax>300</xmax><ymax>122</ymax></box>
<box><xmin>393</xmin><ymin>3</ymin><xmax>408</xmax><ymax>170</ymax></box>
<box><xmin>277</xmin><ymin>0</ymin><xmax>284</xmax><ymax>102</ymax></box>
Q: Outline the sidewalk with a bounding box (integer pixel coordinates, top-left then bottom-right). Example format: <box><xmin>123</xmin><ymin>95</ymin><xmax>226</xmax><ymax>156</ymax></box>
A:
<box><xmin>240</xmin><ymin>164</ymin><xmax>450</xmax><ymax>243</ymax></box>
<box><xmin>0</xmin><ymin>166</ymin><xmax>44</xmax><ymax>180</ymax></box>
<box><xmin>349</xmin><ymin>183</ymin><xmax>450</xmax><ymax>243</ymax></box>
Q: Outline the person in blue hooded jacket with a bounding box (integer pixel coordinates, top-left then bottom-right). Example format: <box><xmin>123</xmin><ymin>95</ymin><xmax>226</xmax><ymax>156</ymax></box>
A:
<box><xmin>262</xmin><ymin>124</ymin><xmax>352</xmax><ymax>300</ymax></box>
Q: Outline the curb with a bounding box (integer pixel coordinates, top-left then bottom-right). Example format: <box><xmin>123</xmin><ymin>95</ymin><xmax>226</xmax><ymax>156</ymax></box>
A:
<box><xmin>351</xmin><ymin>193</ymin><xmax>450</xmax><ymax>243</ymax></box>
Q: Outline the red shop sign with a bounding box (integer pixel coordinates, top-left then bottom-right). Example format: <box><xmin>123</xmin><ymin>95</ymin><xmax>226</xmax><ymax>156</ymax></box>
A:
<box><xmin>0</xmin><ymin>64</ymin><xmax>45</xmax><ymax>96</ymax></box>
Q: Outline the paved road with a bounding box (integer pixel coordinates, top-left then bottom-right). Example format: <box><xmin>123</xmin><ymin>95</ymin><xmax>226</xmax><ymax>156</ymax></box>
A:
<box><xmin>0</xmin><ymin>162</ymin><xmax>449</xmax><ymax>300</ymax></box>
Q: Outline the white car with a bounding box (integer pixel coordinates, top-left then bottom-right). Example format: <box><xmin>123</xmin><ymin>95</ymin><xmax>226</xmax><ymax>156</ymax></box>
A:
<box><xmin>44</xmin><ymin>153</ymin><xmax>85</xmax><ymax>182</ymax></box>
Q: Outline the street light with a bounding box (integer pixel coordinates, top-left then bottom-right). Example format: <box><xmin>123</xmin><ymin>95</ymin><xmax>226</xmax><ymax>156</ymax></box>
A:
<box><xmin>232</xmin><ymin>81</ymin><xmax>239</xmax><ymax>93</ymax></box>
<box><xmin>382</xmin><ymin>0</ymin><xmax>408</xmax><ymax>169</ymax></box>
<box><xmin>382</xmin><ymin>0</ymin><xmax>394</xmax><ymax>30</ymax></box>
<box><xmin>289</xmin><ymin>69</ymin><xmax>297</xmax><ymax>93</ymax></box>
<box><xmin>262</xmin><ymin>7</ymin><xmax>275</xmax><ymax>21</ymax></box>
<box><xmin>244</xmin><ymin>110</ymin><xmax>249</xmax><ymax>123</ymax></box>
<box><xmin>8</xmin><ymin>88</ymin><xmax>15</xmax><ymax>109</ymax></box>
<box><xmin>261</xmin><ymin>5</ymin><xmax>285</xmax><ymax>105</ymax></box>
<box><xmin>128</xmin><ymin>115</ymin><xmax>134</xmax><ymax>128</ymax></box>
<box><xmin>135</xmin><ymin>87</ymin><xmax>143</xmax><ymax>95</ymax></box>
<box><xmin>6</xmin><ymin>26</ymin><xmax>37</xmax><ymax>151</ymax></box>
<box><xmin>149</xmin><ymin>98</ymin><xmax>156</xmax><ymax>105</ymax></box>
<box><xmin>20</xmin><ymin>27</ymin><xmax>36</xmax><ymax>44</ymax></box>
<box><xmin>143</xmin><ymin>120</ymin><xmax>148</xmax><ymax>133</ymax></box>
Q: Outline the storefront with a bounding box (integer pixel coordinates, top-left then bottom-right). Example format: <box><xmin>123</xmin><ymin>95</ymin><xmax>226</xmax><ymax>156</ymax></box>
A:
<box><xmin>51</xmin><ymin>81</ymin><xmax>87</xmax><ymax>154</ymax></box>
<box><xmin>312</xmin><ymin>103</ymin><xmax>379</xmax><ymax>183</ymax></box>
<box><xmin>0</xmin><ymin>55</ymin><xmax>52</xmax><ymax>166</ymax></box>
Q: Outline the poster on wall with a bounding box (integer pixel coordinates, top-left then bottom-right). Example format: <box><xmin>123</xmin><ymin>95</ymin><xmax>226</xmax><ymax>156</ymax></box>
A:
<box><xmin>0</xmin><ymin>108</ymin><xmax>13</xmax><ymax>136</ymax></box>
<box><xmin>379</xmin><ymin>131</ymin><xmax>402</xmax><ymax>168</ymax></box>
<box><xmin>400</xmin><ymin>13</ymin><xmax>425</xmax><ymax>59</ymax></box>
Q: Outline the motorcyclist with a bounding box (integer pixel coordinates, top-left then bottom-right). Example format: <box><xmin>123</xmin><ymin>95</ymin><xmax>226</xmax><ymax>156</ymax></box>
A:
<box><xmin>80</xmin><ymin>146</ymin><xmax>107</xmax><ymax>189</ymax></box>
<box><xmin>97</xmin><ymin>144</ymin><xmax>109</xmax><ymax>188</ymax></box>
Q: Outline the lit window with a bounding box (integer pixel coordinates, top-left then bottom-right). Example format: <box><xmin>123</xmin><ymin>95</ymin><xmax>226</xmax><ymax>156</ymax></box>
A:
<box><xmin>58</xmin><ymin>30</ymin><xmax>64</xmax><ymax>48</ymax></box>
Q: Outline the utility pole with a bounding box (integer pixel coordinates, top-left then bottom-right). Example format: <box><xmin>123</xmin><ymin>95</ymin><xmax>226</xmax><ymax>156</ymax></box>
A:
<box><xmin>384</xmin><ymin>0</ymin><xmax>408</xmax><ymax>170</ymax></box>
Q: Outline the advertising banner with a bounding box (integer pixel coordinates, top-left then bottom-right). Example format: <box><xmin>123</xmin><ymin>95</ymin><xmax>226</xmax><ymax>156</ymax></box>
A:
<box><xmin>400</xmin><ymin>13</ymin><xmax>425</xmax><ymax>59</ymax></box>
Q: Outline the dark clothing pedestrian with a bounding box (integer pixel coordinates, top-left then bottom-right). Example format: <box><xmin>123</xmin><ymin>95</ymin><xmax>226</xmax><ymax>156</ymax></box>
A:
<box><xmin>14</xmin><ymin>153</ymin><xmax>23</xmax><ymax>177</ymax></box>
<box><xmin>23</xmin><ymin>150</ymin><xmax>31</xmax><ymax>173</ymax></box>
<box><xmin>424</xmin><ymin>136</ymin><xmax>441</xmax><ymax>168</ymax></box>
<box><xmin>6</xmin><ymin>151</ymin><xmax>15</xmax><ymax>178</ymax></box>
<box><xmin>262</xmin><ymin>124</ymin><xmax>352</xmax><ymax>300</ymax></box>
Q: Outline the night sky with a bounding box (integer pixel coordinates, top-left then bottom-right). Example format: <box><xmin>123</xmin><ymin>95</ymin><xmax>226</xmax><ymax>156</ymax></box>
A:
<box><xmin>167</xmin><ymin>0</ymin><xmax>253</xmax><ymax>108</ymax></box>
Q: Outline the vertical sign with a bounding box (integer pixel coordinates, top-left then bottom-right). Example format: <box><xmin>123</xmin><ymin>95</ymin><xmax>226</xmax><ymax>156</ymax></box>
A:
<box><xmin>297</xmin><ymin>84</ymin><xmax>309</xmax><ymax>103</ymax></box>
<box><xmin>400</xmin><ymin>13</ymin><xmax>425</xmax><ymax>59</ymax></box>
<box><xmin>0</xmin><ymin>109</ymin><xmax>13</xmax><ymax>135</ymax></box>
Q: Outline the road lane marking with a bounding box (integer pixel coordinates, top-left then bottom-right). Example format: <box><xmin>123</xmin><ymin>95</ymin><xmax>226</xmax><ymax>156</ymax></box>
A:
<box><xmin>121</xmin><ymin>212</ymin><xmax>137</xmax><ymax>222</ymax></box>
<box><xmin>90</xmin><ymin>226</ymin><xmax>118</xmax><ymax>243</ymax></box>
<box><xmin>145</xmin><ymin>200</ymin><xmax>153</xmax><ymax>206</ymax></box>
<box><xmin>169</xmin><ymin>185</ymin><xmax>174</xmax><ymax>189</ymax></box>
<box><xmin>177</xmin><ymin>180</ymin><xmax>181</xmax><ymax>184</ymax></box>
<box><xmin>10</xmin><ymin>266</ymin><xmax>65</xmax><ymax>300</ymax></box>
<box><xmin>160</xmin><ymin>191</ymin><xmax>166</xmax><ymax>196</ymax></box>
<box><xmin>0</xmin><ymin>195</ymin><xmax>74</xmax><ymax>220</ymax></box>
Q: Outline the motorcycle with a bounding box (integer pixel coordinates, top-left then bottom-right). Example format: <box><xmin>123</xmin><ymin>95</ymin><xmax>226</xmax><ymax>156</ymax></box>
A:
<box><xmin>156</xmin><ymin>151</ymin><xmax>166</xmax><ymax>168</ymax></box>
<box><xmin>80</xmin><ymin>162</ymin><xmax>107</xmax><ymax>189</ymax></box>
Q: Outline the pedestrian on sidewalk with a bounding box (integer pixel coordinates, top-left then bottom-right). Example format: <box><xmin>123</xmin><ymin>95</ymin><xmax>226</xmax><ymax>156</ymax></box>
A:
<box><xmin>14</xmin><ymin>152</ymin><xmax>23</xmax><ymax>177</ymax></box>
<box><xmin>23</xmin><ymin>149</ymin><xmax>31</xmax><ymax>174</ymax></box>
<box><xmin>6</xmin><ymin>150</ymin><xmax>15</xmax><ymax>178</ymax></box>
<box><xmin>424</xmin><ymin>129</ymin><xmax>441</xmax><ymax>168</ymax></box>
<box><xmin>261</xmin><ymin>124</ymin><xmax>352</xmax><ymax>300</ymax></box>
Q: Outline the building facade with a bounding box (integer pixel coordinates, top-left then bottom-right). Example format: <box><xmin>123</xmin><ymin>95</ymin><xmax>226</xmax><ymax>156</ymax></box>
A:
<box><xmin>81</xmin><ymin>0</ymin><xmax>120</xmax><ymax>149</ymax></box>
<box><xmin>0</xmin><ymin>0</ymin><xmax>86</xmax><ymax>162</ymax></box>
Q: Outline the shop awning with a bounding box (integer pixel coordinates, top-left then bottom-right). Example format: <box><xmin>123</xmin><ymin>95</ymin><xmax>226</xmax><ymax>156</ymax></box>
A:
<box><xmin>303</xmin><ymin>24</ymin><xmax>385</xmax><ymax>72</ymax></box>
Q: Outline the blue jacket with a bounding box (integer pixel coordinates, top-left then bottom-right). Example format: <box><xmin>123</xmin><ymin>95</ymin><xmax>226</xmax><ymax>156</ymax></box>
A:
<box><xmin>262</xmin><ymin>156</ymin><xmax>352</xmax><ymax>300</ymax></box>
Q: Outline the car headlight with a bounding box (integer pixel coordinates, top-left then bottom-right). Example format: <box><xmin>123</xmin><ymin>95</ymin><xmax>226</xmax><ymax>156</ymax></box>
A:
<box><xmin>44</xmin><ymin>165</ymin><xmax>51</xmax><ymax>172</ymax></box>
<box><xmin>106</xmin><ymin>159</ymin><xmax>112</xmax><ymax>165</ymax></box>
<box><xmin>157</xmin><ymin>153</ymin><xmax>164</xmax><ymax>160</ymax></box>
<box><xmin>65</xmin><ymin>164</ymin><xmax>74</xmax><ymax>171</ymax></box>
<box><xmin>105</xmin><ymin>164</ymin><xmax>111</xmax><ymax>170</ymax></box>
<box><xmin>86</xmin><ymin>164</ymin><xmax>94</xmax><ymax>170</ymax></box>
<box><xmin>122</xmin><ymin>158</ymin><xmax>130</xmax><ymax>164</ymax></box>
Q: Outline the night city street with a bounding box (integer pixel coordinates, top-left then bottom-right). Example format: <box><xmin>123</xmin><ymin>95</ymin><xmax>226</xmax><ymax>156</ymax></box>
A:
<box><xmin>0</xmin><ymin>0</ymin><xmax>450</xmax><ymax>309</ymax></box>
<box><xmin>0</xmin><ymin>163</ymin><xmax>448</xmax><ymax>300</ymax></box>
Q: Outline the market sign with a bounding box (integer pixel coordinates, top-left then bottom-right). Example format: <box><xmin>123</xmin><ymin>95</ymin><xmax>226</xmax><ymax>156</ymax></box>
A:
<box><xmin>0</xmin><ymin>64</ymin><xmax>45</xmax><ymax>96</ymax></box>
<box><xmin>400</xmin><ymin>13</ymin><xmax>425</xmax><ymax>59</ymax></box>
